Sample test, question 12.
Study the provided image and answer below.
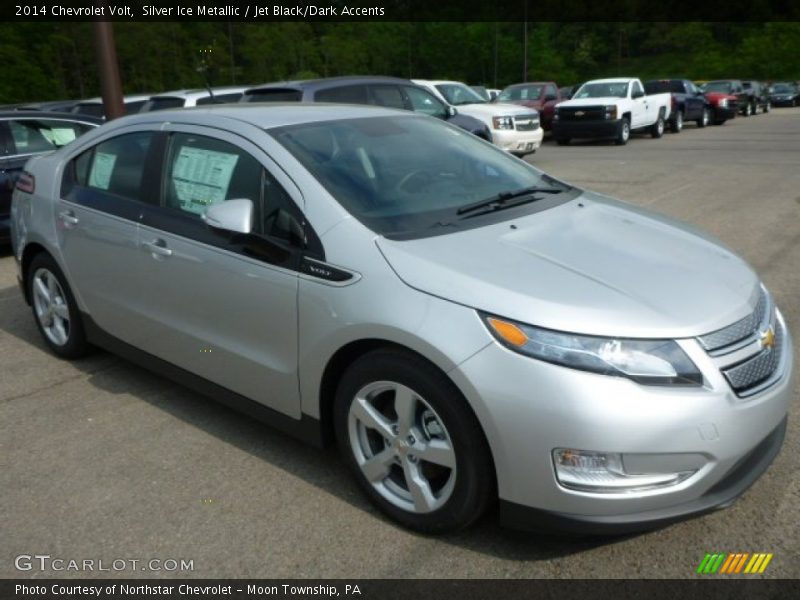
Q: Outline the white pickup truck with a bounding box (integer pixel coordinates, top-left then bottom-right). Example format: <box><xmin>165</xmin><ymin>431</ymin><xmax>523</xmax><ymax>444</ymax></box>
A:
<box><xmin>551</xmin><ymin>78</ymin><xmax>672</xmax><ymax>145</ymax></box>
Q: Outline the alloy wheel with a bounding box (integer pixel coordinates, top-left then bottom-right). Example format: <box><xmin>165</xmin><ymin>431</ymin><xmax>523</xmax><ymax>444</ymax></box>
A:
<box><xmin>348</xmin><ymin>380</ymin><xmax>457</xmax><ymax>514</ymax></box>
<box><xmin>32</xmin><ymin>268</ymin><xmax>71</xmax><ymax>346</ymax></box>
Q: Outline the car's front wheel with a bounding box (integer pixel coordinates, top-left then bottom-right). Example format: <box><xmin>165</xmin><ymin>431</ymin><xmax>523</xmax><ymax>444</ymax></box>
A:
<box><xmin>28</xmin><ymin>253</ymin><xmax>90</xmax><ymax>359</ymax></box>
<box><xmin>697</xmin><ymin>107</ymin><xmax>710</xmax><ymax>127</ymax></box>
<box><xmin>334</xmin><ymin>349</ymin><xmax>494</xmax><ymax>533</ymax></box>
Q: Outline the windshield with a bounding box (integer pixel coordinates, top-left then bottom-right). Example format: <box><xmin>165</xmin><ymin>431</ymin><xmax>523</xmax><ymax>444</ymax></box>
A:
<box><xmin>498</xmin><ymin>85</ymin><xmax>544</xmax><ymax>102</ymax></box>
<box><xmin>271</xmin><ymin>116</ymin><xmax>571</xmax><ymax>236</ymax></box>
<box><xmin>435</xmin><ymin>83</ymin><xmax>487</xmax><ymax>105</ymax></box>
<box><xmin>703</xmin><ymin>82</ymin><xmax>733</xmax><ymax>93</ymax></box>
<box><xmin>573</xmin><ymin>82</ymin><xmax>629</xmax><ymax>99</ymax></box>
<box><xmin>772</xmin><ymin>84</ymin><xmax>795</xmax><ymax>93</ymax></box>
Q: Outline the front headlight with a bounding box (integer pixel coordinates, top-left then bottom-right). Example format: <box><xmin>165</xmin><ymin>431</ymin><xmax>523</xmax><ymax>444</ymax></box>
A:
<box><xmin>604</xmin><ymin>105</ymin><xmax>617</xmax><ymax>119</ymax></box>
<box><xmin>482</xmin><ymin>314</ymin><xmax>703</xmax><ymax>386</ymax></box>
<box><xmin>492</xmin><ymin>116</ymin><xmax>515</xmax><ymax>130</ymax></box>
<box><xmin>718</xmin><ymin>98</ymin><xmax>729</xmax><ymax>108</ymax></box>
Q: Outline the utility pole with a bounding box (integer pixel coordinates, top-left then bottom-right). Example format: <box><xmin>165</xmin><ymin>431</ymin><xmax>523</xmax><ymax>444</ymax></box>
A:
<box><xmin>92</xmin><ymin>13</ymin><xmax>124</xmax><ymax>120</ymax></box>
<box><xmin>493</xmin><ymin>22</ymin><xmax>498</xmax><ymax>88</ymax></box>
<box><xmin>522</xmin><ymin>3</ymin><xmax>528</xmax><ymax>82</ymax></box>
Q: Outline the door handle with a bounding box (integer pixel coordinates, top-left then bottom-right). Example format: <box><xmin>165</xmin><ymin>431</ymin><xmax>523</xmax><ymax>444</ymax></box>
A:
<box><xmin>59</xmin><ymin>210</ymin><xmax>79</xmax><ymax>226</ymax></box>
<box><xmin>142</xmin><ymin>239</ymin><xmax>173</xmax><ymax>258</ymax></box>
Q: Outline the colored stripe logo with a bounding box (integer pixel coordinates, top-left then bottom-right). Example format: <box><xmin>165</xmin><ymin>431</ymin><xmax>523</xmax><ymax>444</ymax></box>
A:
<box><xmin>696</xmin><ymin>552</ymin><xmax>773</xmax><ymax>574</ymax></box>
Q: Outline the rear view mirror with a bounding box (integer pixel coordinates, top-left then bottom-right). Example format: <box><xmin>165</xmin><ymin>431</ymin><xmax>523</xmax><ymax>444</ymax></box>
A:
<box><xmin>202</xmin><ymin>199</ymin><xmax>254</xmax><ymax>234</ymax></box>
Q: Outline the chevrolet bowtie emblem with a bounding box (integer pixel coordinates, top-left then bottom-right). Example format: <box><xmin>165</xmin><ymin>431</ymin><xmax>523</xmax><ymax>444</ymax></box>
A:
<box><xmin>760</xmin><ymin>327</ymin><xmax>776</xmax><ymax>349</ymax></box>
<box><xmin>575</xmin><ymin>111</ymin><xmax>585</xmax><ymax>116</ymax></box>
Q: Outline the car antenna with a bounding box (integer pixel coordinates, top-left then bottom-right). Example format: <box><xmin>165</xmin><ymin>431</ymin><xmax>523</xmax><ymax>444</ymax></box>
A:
<box><xmin>197</xmin><ymin>46</ymin><xmax>218</xmax><ymax>103</ymax></box>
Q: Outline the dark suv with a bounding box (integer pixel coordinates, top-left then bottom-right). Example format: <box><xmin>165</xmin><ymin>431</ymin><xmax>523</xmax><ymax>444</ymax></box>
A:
<box><xmin>0</xmin><ymin>111</ymin><xmax>100</xmax><ymax>244</ymax></box>
<box><xmin>241</xmin><ymin>76</ymin><xmax>491</xmax><ymax>141</ymax></box>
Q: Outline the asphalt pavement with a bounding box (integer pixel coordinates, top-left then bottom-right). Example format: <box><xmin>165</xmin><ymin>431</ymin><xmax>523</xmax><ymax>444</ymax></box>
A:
<box><xmin>1</xmin><ymin>107</ymin><xmax>799</xmax><ymax>579</ymax></box>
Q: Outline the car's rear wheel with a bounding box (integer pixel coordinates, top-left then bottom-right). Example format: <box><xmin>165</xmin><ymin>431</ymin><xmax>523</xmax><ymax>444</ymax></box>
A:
<box><xmin>670</xmin><ymin>110</ymin><xmax>683</xmax><ymax>133</ymax></box>
<box><xmin>697</xmin><ymin>107</ymin><xmax>710</xmax><ymax>127</ymax></box>
<box><xmin>334</xmin><ymin>349</ymin><xmax>494</xmax><ymax>533</ymax></box>
<box><xmin>651</xmin><ymin>112</ymin><xmax>665</xmax><ymax>138</ymax></box>
<box><xmin>28</xmin><ymin>253</ymin><xmax>89</xmax><ymax>359</ymax></box>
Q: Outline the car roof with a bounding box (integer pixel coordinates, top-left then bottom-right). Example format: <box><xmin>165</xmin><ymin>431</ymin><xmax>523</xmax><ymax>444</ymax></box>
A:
<box><xmin>414</xmin><ymin>80</ymin><xmax>468</xmax><ymax>86</ymax></box>
<box><xmin>0</xmin><ymin>110</ymin><xmax>102</xmax><ymax>123</ymax></box>
<box><xmin>245</xmin><ymin>76</ymin><xmax>413</xmax><ymax>93</ymax></box>
<box><xmin>98</xmin><ymin>102</ymin><xmax>416</xmax><ymax>130</ymax></box>
<box><xmin>583</xmin><ymin>78</ymin><xmax>636</xmax><ymax>84</ymax></box>
<box><xmin>76</xmin><ymin>94</ymin><xmax>152</xmax><ymax>105</ymax></box>
<box><xmin>149</xmin><ymin>87</ymin><xmax>249</xmax><ymax>100</ymax></box>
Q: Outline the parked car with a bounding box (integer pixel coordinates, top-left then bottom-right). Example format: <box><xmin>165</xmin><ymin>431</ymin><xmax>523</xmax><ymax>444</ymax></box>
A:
<box><xmin>742</xmin><ymin>81</ymin><xmax>771</xmax><ymax>114</ymax></box>
<box><xmin>643</xmin><ymin>79</ymin><xmax>711</xmax><ymax>131</ymax></box>
<box><xmin>241</xmin><ymin>76</ymin><xmax>491</xmax><ymax>142</ymax></box>
<box><xmin>19</xmin><ymin>100</ymin><xmax>80</xmax><ymax>113</ymax></box>
<box><xmin>699</xmin><ymin>84</ymin><xmax>740</xmax><ymax>125</ymax></box>
<box><xmin>413</xmin><ymin>79</ymin><xmax>543</xmax><ymax>156</ymax></box>
<box><xmin>559</xmin><ymin>85</ymin><xmax>577</xmax><ymax>100</ymax></box>
<box><xmin>495</xmin><ymin>81</ymin><xmax>564</xmax><ymax>131</ymax></box>
<box><xmin>768</xmin><ymin>82</ymin><xmax>800</xmax><ymax>107</ymax></box>
<box><xmin>552</xmin><ymin>78</ymin><xmax>672</xmax><ymax>145</ymax></box>
<box><xmin>0</xmin><ymin>111</ymin><xmax>99</xmax><ymax>244</ymax></box>
<box><xmin>11</xmin><ymin>104</ymin><xmax>792</xmax><ymax>534</ymax></box>
<box><xmin>140</xmin><ymin>87</ymin><xmax>249</xmax><ymax>112</ymax></box>
<box><xmin>70</xmin><ymin>94</ymin><xmax>151</xmax><ymax>119</ymax></box>
<box><xmin>701</xmin><ymin>81</ymin><xmax>751</xmax><ymax>116</ymax></box>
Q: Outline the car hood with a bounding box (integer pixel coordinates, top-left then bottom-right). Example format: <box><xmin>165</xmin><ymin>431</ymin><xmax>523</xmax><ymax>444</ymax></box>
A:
<box><xmin>558</xmin><ymin>97</ymin><xmax>624</xmax><ymax>107</ymax></box>
<box><xmin>376</xmin><ymin>192</ymin><xmax>758</xmax><ymax>338</ymax></box>
<box><xmin>457</xmin><ymin>102</ymin><xmax>538</xmax><ymax>118</ymax></box>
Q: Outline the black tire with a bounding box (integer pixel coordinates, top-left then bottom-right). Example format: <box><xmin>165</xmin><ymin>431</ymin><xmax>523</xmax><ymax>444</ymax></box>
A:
<box><xmin>742</xmin><ymin>102</ymin><xmax>752</xmax><ymax>117</ymax></box>
<box><xmin>555</xmin><ymin>138</ymin><xmax>570</xmax><ymax>146</ymax></box>
<box><xmin>651</xmin><ymin>111</ymin><xmax>665</xmax><ymax>138</ymax></box>
<box><xmin>27</xmin><ymin>252</ymin><xmax>90</xmax><ymax>359</ymax></box>
<box><xmin>697</xmin><ymin>107</ymin><xmax>710</xmax><ymax>128</ymax></box>
<box><xmin>714</xmin><ymin>119</ymin><xmax>727</xmax><ymax>125</ymax></box>
<box><xmin>333</xmin><ymin>348</ymin><xmax>495</xmax><ymax>534</ymax></box>
<box><xmin>614</xmin><ymin>117</ymin><xmax>630</xmax><ymax>145</ymax></box>
<box><xmin>669</xmin><ymin>109</ymin><xmax>683</xmax><ymax>133</ymax></box>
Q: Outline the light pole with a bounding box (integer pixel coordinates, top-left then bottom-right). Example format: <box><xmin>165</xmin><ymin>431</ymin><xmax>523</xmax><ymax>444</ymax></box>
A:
<box><xmin>92</xmin><ymin>11</ymin><xmax>124</xmax><ymax>120</ymax></box>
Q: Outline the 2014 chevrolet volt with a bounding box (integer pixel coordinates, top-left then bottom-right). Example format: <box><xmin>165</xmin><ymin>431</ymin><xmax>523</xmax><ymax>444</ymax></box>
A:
<box><xmin>11</xmin><ymin>104</ymin><xmax>793</xmax><ymax>534</ymax></box>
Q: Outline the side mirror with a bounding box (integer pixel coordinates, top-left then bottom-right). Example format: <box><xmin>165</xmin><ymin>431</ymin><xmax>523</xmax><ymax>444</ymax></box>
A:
<box><xmin>631</xmin><ymin>90</ymin><xmax>644</xmax><ymax>99</ymax></box>
<box><xmin>447</xmin><ymin>105</ymin><xmax>458</xmax><ymax>117</ymax></box>
<box><xmin>202</xmin><ymin>198</ymin><xmax>254</xmax><ymax>234</ymax></box>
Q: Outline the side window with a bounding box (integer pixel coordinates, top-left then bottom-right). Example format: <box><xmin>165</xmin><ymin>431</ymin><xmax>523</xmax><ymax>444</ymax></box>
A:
<box><xmin>402</xmin><ymin>86</ymin><xmax>447</xmax><ymax>119</ymax></box>
<box><xmin>262</xmin><ymin>171</ymin><xmax>304</xmax><ymax>247</ymax></box>
<box><xmin>64</xmin><ymin>131</ymin><xmax>153</xmax><ymax>201</ymax></box>
<box><xmin>631</xmin><ymin>81</ymin><xmax>644</xmax><ymax>97</ymax></box>
<box><xmin>9</xmin><ymin>119</ymin><xmax>93</xmax><ymax>155</ymax></box>
<box><xmin>545</xmin><ymin>85</ymin><xmax>557</xmax><ymax>98</ymax></box>
<box><xmin>164</xmin><ymin>133</ymin><xmax>262</xmax><ymax>218</ymax></box>
<box><xmin>315</xmin><ymin>85</ymin><xmax>368</xmax><ymax>104</ymax></box>
<box><xmin>368</xmin><ymin>85</ymin><xmax>406</xmax><ymax>110</ymax></box>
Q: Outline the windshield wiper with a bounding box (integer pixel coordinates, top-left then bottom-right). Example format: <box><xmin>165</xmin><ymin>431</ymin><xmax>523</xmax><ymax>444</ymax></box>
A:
<box><xmin>456</xmin><ymin>186</ymin><xmax>563</xmax><ymax>216</ymax></box>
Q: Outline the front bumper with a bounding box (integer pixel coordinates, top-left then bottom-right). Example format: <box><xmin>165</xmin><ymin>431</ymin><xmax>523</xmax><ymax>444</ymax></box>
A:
<box><xmin>491</xmin><ymin>127</ymin><xmax>543</xmax><ymax>155</ymax></box>
<box><xmin>770</xmin><ymin>98</ymin><xmax>796</xmax><ymax>107</ymax></box>
<box><xmin>713</xmin><ymin>106</ymin><xmax>738</xmax><ymax>120</ymax></box>
<box><xmin>450</xmin><ymin>319</ymin><xmax>794</xmax><ymax>533</ymax></box>
<box><xmin>552</xmin><ymin>119</ymin><xmax>620</xmax><ymax>140</ymax></box>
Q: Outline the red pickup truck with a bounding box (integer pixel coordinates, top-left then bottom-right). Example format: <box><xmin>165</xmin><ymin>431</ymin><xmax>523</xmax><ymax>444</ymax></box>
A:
<box><xmin>495</xmin><ymin>81</ymin><xmax>563</xmax><ymax>131</ymax></box>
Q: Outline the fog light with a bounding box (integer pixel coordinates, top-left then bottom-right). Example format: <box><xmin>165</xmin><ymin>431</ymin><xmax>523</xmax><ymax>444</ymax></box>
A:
<box><xmin>553</xmin><ymin>449</ymin><xmax>695</xmax><ymax>493</ymax></box>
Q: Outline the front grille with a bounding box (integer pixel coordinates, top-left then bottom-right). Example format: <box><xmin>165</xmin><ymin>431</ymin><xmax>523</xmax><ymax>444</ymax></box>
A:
<box><xmin>557</xmin><ymin>106</ymin><xmax>606</xmax><ymax>121</ymax></box>
<box><xmin>514</xmin><ymin>115</ymin><xmax>540</xmax><ymax>131</ymax></box>
<box><xmin>722</xmin><ymin>320</ymin><xmax>784</xmax><ymax>397</ymax></box>
<box><xmin>698</xmin><ymin>287</ymin><xmax>769</xmax><ymax>353</ymax></box>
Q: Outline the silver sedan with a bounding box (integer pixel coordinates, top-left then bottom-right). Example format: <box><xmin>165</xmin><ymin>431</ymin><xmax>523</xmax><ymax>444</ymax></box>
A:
<box><xmin>10</xmin><ymin>104</ymin><xmax>793</xmax><ymax>533</ymax></box>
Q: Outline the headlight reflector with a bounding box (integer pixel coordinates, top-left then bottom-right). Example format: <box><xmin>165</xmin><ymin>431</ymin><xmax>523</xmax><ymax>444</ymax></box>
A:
<box><xmin>492</xmin><ymin>116</ymin><xmax>515</xmax><ymax>130</ymax></box>
<box><xmin>483</xmin><ymin>314</ymin><xmax>702</xmax><ymax>386</ymax></box>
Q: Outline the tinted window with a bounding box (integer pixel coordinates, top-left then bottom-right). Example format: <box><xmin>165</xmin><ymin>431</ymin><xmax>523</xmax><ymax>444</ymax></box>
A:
<box><xmin>125</xmin><ymin>101</ymin><xmax>146</xmax><ymax>114</ymax></box>
<box><xmin>197</xmin><ymin>92</ymin><xmax>243</xmax><ymax>105</ymax></box>
<box><xmin>315</xmin><ymin>85</ymin><xmax>368</xmax><ymax>104</ymax></box>
<box><xmin>644</xmin><ymin>80</ymin><xmax>685</xmax><ymax>94</ymax></box>
<box><xmin>631</xmin><ymin>81</ymin><xmax>643</xmax><ymax>96</ymax></box>
<box><xmin>141</xmin><ymin>97</ymin><xmax>185</xmax><ymax>112</ymax></box>
<box><xmin>403</xmin><ymin>86</ymin><xmax>446</xmax><ymax>119</ymax></box>
<box><xmin>498</xmin><ymin>85</ymin><xmax>544</xmax><ymax>102</ymax></box>
<box><xmin>164</xmin><ymin>133</ymin><xmax>262</xmax><ymax>218</ymax></box>
<box><xmin>244</xmin><ymin>89</ymin><xmax>302</xmax><ymax>102</ymax></box>
<box><xmin>8</xmin><ymin>119</ymin><xmax>93</xmax><ymax>155</ymax></box>
<box><xmin>62</xmin><ymin>131</ymin><xmax>153</xmax><ymax>201</ymax></box>
<box><xmin>272</xmin><ymin>116</ymin><xmax>571</xmax><ymax>237</ymax></box>
<box><xmin>369</xmin><ymin>85</ymin><xmax>405</xmax><ymax>109</ymax></box>
<box><xmin>72</xmin><ymin>103</ymin><xmax>105</xmax><ymax>118</ymax></box>
<box><xmin>262</xmin><ymin>171</ymin><xmax>304</xmax><ymax>246</ymax></box>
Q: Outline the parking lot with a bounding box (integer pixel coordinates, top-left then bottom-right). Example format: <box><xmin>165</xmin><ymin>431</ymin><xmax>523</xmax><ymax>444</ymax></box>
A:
<box><xmin>1</xmin><ymin>108</ymin><xmax>799</xmax><ymax>579</ymax></box>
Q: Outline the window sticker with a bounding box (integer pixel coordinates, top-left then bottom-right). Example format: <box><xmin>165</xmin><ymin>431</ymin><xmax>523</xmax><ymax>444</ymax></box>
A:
<box><xmin>89</xmin><ymin>152</ymin><xmax>117</xmax><ymax>190</ymax></box>
<box><xmin>49</xmin><ymin>128</ymin><xmax>78</xmax><ymax>146</ymax></box>
<box><xmin>171</xmin><ymin>146</ymin><xmax>239</xmax><ymax>215</ymax></box>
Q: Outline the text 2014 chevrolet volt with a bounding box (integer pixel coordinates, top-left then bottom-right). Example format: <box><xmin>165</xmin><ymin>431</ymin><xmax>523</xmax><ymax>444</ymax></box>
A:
<box><xmin>11</xmin><ymin>105</ymin><xmax>793</xmax><ymax>533</ymax></box>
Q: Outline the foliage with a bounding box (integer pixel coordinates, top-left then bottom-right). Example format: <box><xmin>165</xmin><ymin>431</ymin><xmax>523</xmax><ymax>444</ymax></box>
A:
<box><xmin>2</xmin><ymin>22</ymin><xmax>799</xmax><ymax>104</ymax></box>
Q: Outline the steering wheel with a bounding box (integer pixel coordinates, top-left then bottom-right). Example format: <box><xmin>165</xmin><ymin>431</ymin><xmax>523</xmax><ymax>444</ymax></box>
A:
<box><xmin>395</xmin><ymin>169</ymin><xmax>435</xmax><ymax>193</ymax></box>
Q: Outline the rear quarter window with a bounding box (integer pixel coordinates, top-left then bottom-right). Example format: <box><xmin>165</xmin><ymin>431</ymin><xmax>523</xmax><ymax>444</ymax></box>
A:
<box><xmin>244</xmin><ymin>89</ymin><xmax>302</xmax><ymax>102</ymax></box>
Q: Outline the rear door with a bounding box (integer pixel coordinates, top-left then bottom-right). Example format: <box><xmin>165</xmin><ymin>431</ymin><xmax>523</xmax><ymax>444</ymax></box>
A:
<box><xmin>57</xmin><ymin>127</ymin><xmax>159</xmax><ymax>341</ymax></box>
<box><xmin>133</xmin><ymin>125</ymin><xmax>305</xmax><ymax>416</ymax></box>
